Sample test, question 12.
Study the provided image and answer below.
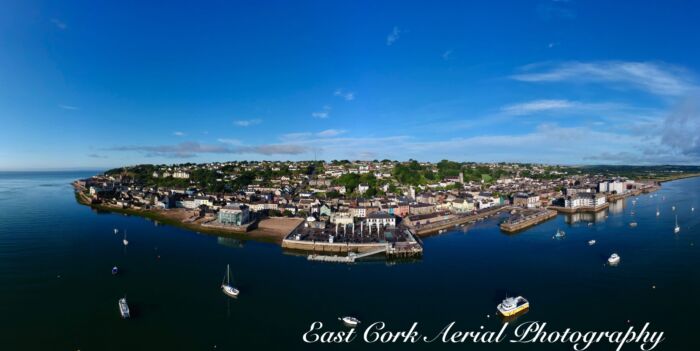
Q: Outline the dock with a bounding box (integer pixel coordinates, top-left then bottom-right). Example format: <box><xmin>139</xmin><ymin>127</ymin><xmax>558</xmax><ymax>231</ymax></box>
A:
<box><xmin>307</xmin><ymin>246</ymin><xmax>388</xmax><ymax>263</ymax></box>
<box><xmin>500</xmin><ymin>209</ymin><xmax>557</xmax><ymax>233</ymax></box>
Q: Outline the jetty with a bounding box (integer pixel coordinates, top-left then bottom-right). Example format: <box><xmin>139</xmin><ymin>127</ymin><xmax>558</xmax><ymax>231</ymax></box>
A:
<box><xmin>307</xmin><ymin>246</ymin><xmax>388</xmax><ymax>263</ymax></box>
<box><xmin>500</xmin><ymin>209</ymin><xmax>557</xmax><ymax>233</ymax></box>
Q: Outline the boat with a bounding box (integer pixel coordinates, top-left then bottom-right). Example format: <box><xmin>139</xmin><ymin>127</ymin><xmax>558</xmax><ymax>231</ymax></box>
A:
<box><xmin>608</xmin><ymin>253</ymin><xmax>621</xmax><ymax>265</ymax></box>
<box><xmin>674</xmin><ymin>215</ymin><xmax>680</xmax><ymax>234</ymax></box>
<box><xmin>588</xmin><ymin>240</ymin><xmax>596</xmax><ymax>246</ymax></box>
<box><xmin>113</xmin><ymin>228</ymin><xmax>118</xmax><ymax>234</ymax></box>
<box><xmin>339</xmin><ymin>316</ymin><xmax>361</xmax><ymax>327</ymax></box>
<box><xmin>112</xmin><ymin>266</ymin><xmax>118</xmax><ymax>275</ymax></box>
<box><xmin>221</xmin><ymin>264</ymin><xmax>240</xmax><ymax>298</ymax></box>
<box><xmin>672</xmin><ymin>206</ymin><xmax>676</xmax><ymax>211</ymax></box>
<box><xmin>629</xmin><ymin>221</ymin><xmax>638</xmax><ymax>227</ymax></box>
<box><xmin>656</xmin><ymin>208</ymin><xmax>660</xmax><ymax>217</ymax></box>
<box><xmin>119</xmin><ymin>297</ymin><xmax>130</xmax><ymax>318</ymax></box>
<box><xmin>123</xmin><ymin>230</ymin><xmax>129</xmax><ymax>246</ymax></box>
<box><xmin>553</xmin><ymin>228</ymin><xmax>566</xmax><ymax>239</ymax></box>
<box><xmin>497</xmin><ymin>296</ymin><xmax>529</xmax><ymax>317</ymax></box>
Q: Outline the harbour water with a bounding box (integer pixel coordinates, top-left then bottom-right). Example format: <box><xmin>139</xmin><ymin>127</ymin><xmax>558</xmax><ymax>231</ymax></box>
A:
<box><xmin>1</xmin><ymin>171</ymin><xmax>699</xmax><ymax>350</ymax></box>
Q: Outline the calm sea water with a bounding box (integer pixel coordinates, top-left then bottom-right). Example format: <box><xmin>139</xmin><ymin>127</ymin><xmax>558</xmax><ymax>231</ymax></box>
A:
<box><xmin>0</xmin><ymin>171</ymin><xmax>698</xmax><ymax>350</ymax></box>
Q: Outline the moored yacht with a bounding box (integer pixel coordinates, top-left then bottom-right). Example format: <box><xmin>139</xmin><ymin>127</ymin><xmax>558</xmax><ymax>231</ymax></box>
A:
<box><xmin>119</xmin><ymin>297</ymin><xmax>130</xmax><ymax>318</ymax></box>
<box><xmin>221</xmin><ymin>264</ymin><xmax>240</xmax><ymax>298</ymax></box>
<box><xmin>588</xmin><ymin>240</ymin><xmax>596</xmax><ymax>246</ymax></box>
<box><xmin>497</xmin><ymin>296</ymin><xmax>529</xmax><ymax>317</ymax></box>
<box><xmin>553</xmin><ymin>229</ymin><xmax>566</xmax><ymax>239</ymax></box>
<box><xmin>608</xmin><ymin>253</ymin><xmax>621</xmax><ymax>265</ymax></box>
<box><xmin>339</xmin><ymin>316</ymin><xmax>360</xmax><ymax>327</ymax></box>
<box><xmin>114</xmin><ymin>228</ymin><xmax>118</xmax><ymax>234</ymax></box>
<box><xmin>674</xmin><ymin>215</ymin><xmax>680</xmax><ymax>234</ymax></box>
<box><xmin>122</xmin><ymin>230</ymin><xmax>129</xmax><ymax>246</ymax></box>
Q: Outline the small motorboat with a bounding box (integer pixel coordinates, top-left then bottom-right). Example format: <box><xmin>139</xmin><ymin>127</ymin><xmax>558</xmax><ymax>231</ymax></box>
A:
<box><xmin>497</xmin><ymin>296</ymin><xmax>529</xmax><ymax>317</ymax></box>
<box><xmin>112</xmin><ymin>266</ymin><xmax>119</xmax><ymax>275</ymax></box>
<box><xmin>608</xmin><ymin>253</ymin><xmax>621</xmax><ymax>265</ymax></box>
<box><xmin>588</xmin><ymin>240</ymin><xmax>596</xmax><ymax>246</ymax></box>
<box><xmin>113</xmin><ymin>228</ymin><xmax>118</xmax><ymax>234</ymax></box>
<box><xmin>553</xmin><ymin>229</ymin><xmax>566</xmax><ymax>239</ymax></box>
<box><xmin>339</xmin><ymin>316</ymin><xmax>360</xmax><ymax>327</ymax></box>
<box><xmin>119</xmin><ymin>297</ymin><xmax>130</xmax><ymax>318</ymax></box>
<box><xmin>221</xmin><ymin>264</ymin><xmax>240</xmax><ymax>298</ymax></box>
<box><xmin>629</xmin><ymin>221</ymin><xmax>638</xmax><ymax>227</ymax></box>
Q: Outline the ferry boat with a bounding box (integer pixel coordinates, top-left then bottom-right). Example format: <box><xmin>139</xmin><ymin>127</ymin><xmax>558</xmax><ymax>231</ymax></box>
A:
<box><xmin>553</xmin><ymin>229</ymin><xmax>566</xmax><ymax>239</ymax></box>
<box><xmin>608</xmin><ymin>253</ymin><xmax>621</xmax><ymax>265</ymax></box>
<box><xmin>339</xmin><ymin>316</ymin><xmax>360</xmax><ymax>327</ymax></box>
<box><xmin>118</xmin><ymin>297</ymin><xmax>130</xmax><ymax>318</ymax></box>
<box><xmin>674</xmin><ymin>215</ymin><xmax>680</xmax><ymax>234</ymax></box>
<box><xmin>497</xmin><ymin>296</ymin><xmax>529</xmax><ymax>317</ymax></box>
<box><xmin>111</xmin><ymin>266</ymin><xmax>118</xmax><ymax>275</ymax></box>
<box><xmin>221</xmin><ymin>264</ymin><xmax>240</xmax><ymax>298</ymax></box>
<box><xmin>588</xmin><ymin>240</ymin><xmax>596</xmax><ymax>246</ymax></box>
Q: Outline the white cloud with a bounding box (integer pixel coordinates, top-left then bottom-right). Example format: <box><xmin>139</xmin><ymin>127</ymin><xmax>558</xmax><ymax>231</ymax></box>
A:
<box><xmin>386</xmin><ymin>26</ymin><xmax>401</xmax><ymax>46</ymax></box>
<box><xmin>51</xmin><ymin>19</ymin><xmax>67</xmax><ymax>30</ymax></box>
<box><xmin>311</xmin><ymin>105</ymin><xmax>332</xmax><ymax>119</ymax></box>
<box><xmin>59</xmin><ymin>104</ymin><xmax>79</xmax><ymax>110</ymax></box>
<box><xmin>334</xmin><ymin>89</ymin><xmax>355</xmax><ymax>101</ymax></box>
<box><xmin>217</xmin><ymin>138</ymin><xmax>242</xmax><ymax>145</ymax></box>
<box><xmin>501</xmin><ymin>99</ymin><xmax>575</xmax><ymax>115</ymax></box>
<box><xmin>173</xmin><ymin>131</ymin><xmax>185</xmax><ymax>137</ymax></box>
<box><xmin>316</xmin><ymin>129</ymin><xmax>346</xmax><ymax>137</ymax></box>
<box><xmin>233</xmin><ymin>118</ymin><xmax>262</xmax><ymax>127</ymax></box>
<box><xmin>511</xmin><ymin>61</ymin><xmax>697</xmax><ymax>96</ymax></box>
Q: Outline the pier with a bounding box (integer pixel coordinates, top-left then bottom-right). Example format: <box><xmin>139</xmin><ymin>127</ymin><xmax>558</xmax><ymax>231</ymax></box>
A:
<box><xmin>500</xmin><ymin>209</ymin><xmax>557</xmax><ymax>233</ymax></box>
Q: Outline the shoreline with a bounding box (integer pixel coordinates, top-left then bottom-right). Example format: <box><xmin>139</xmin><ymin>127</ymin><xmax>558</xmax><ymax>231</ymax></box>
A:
<box><xmin>73</xmin><ymin>184</ymin><xmax>302</xmax><ymax>244</ymax></box>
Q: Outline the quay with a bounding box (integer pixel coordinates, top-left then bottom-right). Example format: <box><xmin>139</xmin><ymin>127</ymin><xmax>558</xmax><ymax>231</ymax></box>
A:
<box><xmin>500</xmin><ymin>209</ymin><xmax>557</xmax><ymax>233</ymax></box>
<box><xmin>411</xmin><ymin>205</ymin><xmax>507</xmax><ymax>236</ymax></box>
<box><xmin>548</xmin><ymin>203</ymin><xmax>609</xmax><ymax>214</ymax></box>
<box><xmin>282</xmin><ymin>225</ymin><xmax>423</xmax><ymax>260</ymax></box>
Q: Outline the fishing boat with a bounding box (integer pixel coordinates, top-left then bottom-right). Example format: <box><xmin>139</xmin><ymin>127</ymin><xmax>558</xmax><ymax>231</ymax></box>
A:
<box><xmin>221</xmin><ymin>264</ymin><xmax>240</xmax><ymax>298</ymax></box>
<box><xmin>112</xmin><ymin>266</ymin><xmax>118</xmax><ymax>275</ymax></box>
<box><xmin>497</xmin><ymin>296</ymin><xmax>529</xmax><ymax>317</ymax></box>
<box><xmin>553</xmin><ymin>228</ymin><xmax>566</xmax><ymax>239</ymax></box>
<box><xmin>608</xmin><ymin>253</ymin><xmax>621</xmax><ymax>265</ymax></box>
<box><xmin>674</xmin><ymin>215</ymin><xmax>680</xmax><ymax>234</ymax></box>
<box><xmin>118</xmin><ymin>297</ymin><xmax>130</xmax><ymax>318</ymax></box>
<box><xmin>339</xmin><ymin>316</ymin><xmax>360</xmax><ymax>327</ymax></box>
<box><xmin>122</xmin><ymin>230</ymin><xmax>129</xmax><ymax>246</ymax></box>
<box><xmin>588</xmin><ymin>240</ymin><xmax>596</xmax><ymax>246</ymax></box>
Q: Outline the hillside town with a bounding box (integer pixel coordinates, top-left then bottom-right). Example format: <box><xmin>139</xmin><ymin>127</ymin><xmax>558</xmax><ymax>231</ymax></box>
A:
<box><xmin>74</xmin><ymin>160</ymin><xmax>664</xmax><ymax>258</ymax></box>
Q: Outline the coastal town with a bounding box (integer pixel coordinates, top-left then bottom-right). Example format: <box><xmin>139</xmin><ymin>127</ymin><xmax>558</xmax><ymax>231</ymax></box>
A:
<box><xmin>74</xmin><ymin>160</ymin><xmax>674</xmax><ymax>261</ymax></box>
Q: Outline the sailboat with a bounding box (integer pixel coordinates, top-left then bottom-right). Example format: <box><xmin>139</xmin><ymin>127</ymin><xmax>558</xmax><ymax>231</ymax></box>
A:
<box><xmin>123</xmin><ymin>230</ymin><xmax>129</xmax><ymax>246</ymax></box>
<box><xmin>674</xmin><ymin>215</ymin><xmax>680</xmax><ymax>234</ymax></box>
<box><xmin>221</xmin><ymin>264</ymin><xmax>240</xmax><ymax>298</ymax></box>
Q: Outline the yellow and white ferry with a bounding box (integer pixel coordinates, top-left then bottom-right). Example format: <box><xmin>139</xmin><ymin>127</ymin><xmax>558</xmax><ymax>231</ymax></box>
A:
<box><xmin>497</xmin><ymin>296</ymin><xmax>529</xmax><ymax>316</ymax></box>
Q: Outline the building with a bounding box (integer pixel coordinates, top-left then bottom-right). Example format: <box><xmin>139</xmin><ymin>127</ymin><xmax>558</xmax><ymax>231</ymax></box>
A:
<box><xmin>218</xmin><ymin>205</ymin><xmax>250</xmax><ymax>226</ymax></box>
<box><xmin>513</xmin><ymin>192</ymin><xmax>540</xmax><ymax>208</ymax></box>
<box><xmin>598</xmin><ymin>180</ymin><xmax>626</xmax><ymax>194</ymax></box>
<box><xmin>564</xmin><ymin>192</ymin><xmax>607</xmax><ymax>209</ymax></box>
<box><xmin>172</xmin><ymin>171</ymin><xmax>190</xmax><ymax>179</ymax></box>
<box><xmin>365</xmin><ymin>211</ymin><xmax>396</xmax><ymax>228</ymax></box>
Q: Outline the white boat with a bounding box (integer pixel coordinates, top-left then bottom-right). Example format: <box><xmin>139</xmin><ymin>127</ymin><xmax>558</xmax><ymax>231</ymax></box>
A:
<box><xmin>608</xmin><ymin>253</ymin><xmax>621</xmax><ymax>265</ymax></box>
<box><xmin>674</xmin><ymin>215</ymin><xmax>680</xmax><ymax>234</ymax></box>
<box><xmin>221</xmin><ymin>264</ymin><xmax>240</xmax><ymax>298</ymax></box>
<box><xmin>497</xmin><ymin>296</ymin><xmax>529</xmax><ymax>316</ymax></box>
<box><xmin>553</xmin><ymin>229</ymin><xmax>566</xmax><ymax>239</ymax></box>
<box><xmin>588</xmin><ymin>240</ymin><xmax>596</xmax><ymax>246</ymax></box>
<box><xmin>672</xmin><ymin>206</ymin><xmax>676</xmax><ymax>211</ymax></box>
<box><xmin>339</xmin><ymin>316</ymin><xmax>360</xmax><ymax>327</ymax></box>
<box><xmin>112</xmin><ymin>266</ymin><xmax>118</xmax><ymax>275</ymax></box>
<box><xmin>122</xmin><ymin>230</ymin><xmax>129</xmax><ymax>246</ymax></box>
<box><xmin>113</xmin><ymin>228</ymin><xmax>118</xmax><ymax>234</ymax></box>
<box><xmin>692</xmin><ymin>207</ymin><xmax>695</xmax><ymax>212</ymax></box>
<box><xmin>656</xmin><ymin>208</ymin><xmax>660</xmax><ymax>217</ymax></box>
<box><xmin>629</xmin><ymin>221</ymin><xmax>638</xmax><ymax>227</ymax></box>
<box><xmin>119</xmin><ymin>297</ymin><xmax>130</xmax><ymax>318</ymax></box>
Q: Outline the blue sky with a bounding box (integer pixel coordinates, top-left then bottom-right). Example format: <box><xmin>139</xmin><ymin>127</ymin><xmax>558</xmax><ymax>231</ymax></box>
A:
<box><xmin>1</xmin><ymin>0</ymin><xmax>700</xmax><ymax>170</ymax></box>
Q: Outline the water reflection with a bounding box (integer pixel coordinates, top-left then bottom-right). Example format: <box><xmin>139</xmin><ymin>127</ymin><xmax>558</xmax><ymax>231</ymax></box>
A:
<box><xmin>217</xmin><ymin>237</ymin><xmax>245</xmax><ymax>249</ymax></box>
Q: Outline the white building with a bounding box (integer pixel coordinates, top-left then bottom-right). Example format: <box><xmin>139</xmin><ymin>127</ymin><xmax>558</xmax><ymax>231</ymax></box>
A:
<box><xmin>365</xmin><ymin>212</ymin><xmax>396</xmax><ymax>228</ymax></box>
<box><xmin>173</xmin><ymin>171</ymin><xmax>190</xmax><ymax>179</ymax></box>
<box><xmin>565</xmin><ymin>193</ymin><xmax>607</xmax><ymax>209</ymax></box>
